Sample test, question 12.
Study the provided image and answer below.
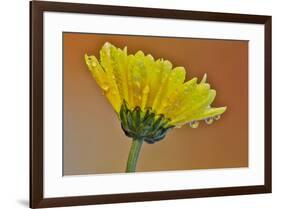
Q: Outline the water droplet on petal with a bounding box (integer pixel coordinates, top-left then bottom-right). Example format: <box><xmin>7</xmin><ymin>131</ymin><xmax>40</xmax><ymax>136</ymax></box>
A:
<box><xmin>102</xmin><ymin>85</ymin><xmax>109</xmax><ymax>92</ymax></box>
<box><xmin>91</xmin><ymin>62</ymin><xmax>97</xmax><ymax>67</ymax></box>
<box><xmin>135</xmin><ymin>81</ymin><xmax>141</xmax><ymax>88</ymax></box>
<box><xmin>189</xmin><ymin>120</ymin><xmax>199</xmax><ymax>128</ymax></box>
<box><xmin>176</xmin><ymin>123</ymin><xmax>184</xmax><ymax>128</ymax></box>
<box><xmin>214</xmin><ymin>115</ymin><xmax>221</xmax><ymax>120</ymax></box>
<box><xmin>142</xmin><ymin>85</ymin><xmax>150</xmax><ymax>94</ymax></box>
<box><xmin>205</xmin><ymin>117</ymin><xmax>214</xmax><ymax>125</ymax></box>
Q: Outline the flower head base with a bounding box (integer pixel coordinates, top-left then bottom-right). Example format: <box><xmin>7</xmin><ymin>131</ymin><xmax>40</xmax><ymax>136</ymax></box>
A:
<box><xmin>120</xmin><ymin>101</ymin><xmax>173</xmax><ymax>144</ymax></box>
<box><xmin>85</xmin><ymin>42</ymin><xmax>226</xmax><ymax>144</ymax></box>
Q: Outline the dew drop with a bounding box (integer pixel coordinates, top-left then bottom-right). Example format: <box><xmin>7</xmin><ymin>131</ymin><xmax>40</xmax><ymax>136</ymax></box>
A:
<box><xmin>189</xmin><ymin>120</ymin><xmax>199</xmax><ymax>128</ymax></box>
<box><xmin>102</xmin><ymin>85</ymin><xmax>109</xmax><ymax>92</ymax></box>
<box><xmin>134</xmin><ymin>81</ymin><xmax>141</xmax><ymax>88</ymax></box>
<box><xmin>176</xmin><ymin>123</ymin><xmax>183</xmax><ymax>128</ymax></box>
<box><xmin>205</xmin><ymin>117</ymin><xmax>214</xmax><ymax>125</ymax></box>
<box><xmin>91</xmin><ymin>62</ymin><xmax>97</xmax><ymax>67</ymax></box>
<box><xmin>141</xmin><ymin>87</ymin><xmax>147</xmax><ymax>94</ymax></box>
<box><xmin>214</xmin><ymin>115</ymin><xmax>221</xmax><ymax>120</ymax></box>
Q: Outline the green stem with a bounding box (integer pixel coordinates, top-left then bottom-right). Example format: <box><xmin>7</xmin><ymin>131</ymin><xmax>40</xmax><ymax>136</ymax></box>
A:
<box><xmin>126</xmin><ymin>138</ymin><xmax>143</xmax><ymax>172</ymax></box>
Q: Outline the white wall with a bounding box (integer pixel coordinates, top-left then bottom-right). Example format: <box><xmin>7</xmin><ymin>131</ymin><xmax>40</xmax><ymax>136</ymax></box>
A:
<box><xmin>0</xmin><ymin>0</ymin><xmax>279</xmax><ymax>208</ymax></box>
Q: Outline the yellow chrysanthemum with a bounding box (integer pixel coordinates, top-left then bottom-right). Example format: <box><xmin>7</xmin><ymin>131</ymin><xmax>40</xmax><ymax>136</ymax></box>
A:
<box><xmin>85</xmin><ymin>42</ymin><xmax>226</xmax><ymax>125</ymax></box>
<box><xmin>85</xmin><ymin>42</ymin><xmax>226</xmax><ymax>172</ymax></box>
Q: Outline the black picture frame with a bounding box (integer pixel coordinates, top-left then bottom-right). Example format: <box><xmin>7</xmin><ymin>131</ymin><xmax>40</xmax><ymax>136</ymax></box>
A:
<box><xmin>30</xmin><ymin>1</ymin><xmax>272</xmax><ymax>208</ymax></box>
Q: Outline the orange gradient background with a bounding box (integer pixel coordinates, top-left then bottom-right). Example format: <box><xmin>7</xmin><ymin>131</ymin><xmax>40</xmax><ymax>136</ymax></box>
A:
<box><xmin>63</xmin><ymin>32</ymin><xmax>248</xmax><ymax>175</ymax></box>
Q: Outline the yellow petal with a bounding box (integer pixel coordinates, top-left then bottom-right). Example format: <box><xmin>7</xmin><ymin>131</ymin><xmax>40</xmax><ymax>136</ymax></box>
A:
<box><xmin>157</xmin><ymin>66</ymin><xmax>186</xmax><ymax>113</ymax></box>
<box><xmin>151</xmin><ymin>59</ymin><xmax>173</xmax><ymax>111</ymax></box>
<box><xmin>88</xmin><ymin>43</ymin><xmax>122</xmax><ymax>112</ymax></box>
<box><xmin>161</xmin><ymin>78</ymin><xmax>198</xmax><ymax>119</ymax></box>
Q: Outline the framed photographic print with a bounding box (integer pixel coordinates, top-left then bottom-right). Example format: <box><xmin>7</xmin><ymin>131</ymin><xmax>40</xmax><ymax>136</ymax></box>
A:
<box><xmin>30</xmin><ymin>0</ymin><xmax>272</xmax><ymax>208</ymax></box>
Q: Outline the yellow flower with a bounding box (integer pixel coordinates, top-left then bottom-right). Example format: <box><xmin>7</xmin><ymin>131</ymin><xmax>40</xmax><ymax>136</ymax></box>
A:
<box><xmin>85</xmin><ymin>42</ymin><xmax>226</xmax><ymax>124</ymax></box>
<box><xmin>85</xmin><ymin>42</ymin><xmax>226</xmax><ymax>172</ymax></box>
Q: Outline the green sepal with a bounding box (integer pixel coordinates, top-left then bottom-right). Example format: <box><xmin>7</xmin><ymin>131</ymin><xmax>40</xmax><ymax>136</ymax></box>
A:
<box><xmin>119</xmin><ymin>101</ymin><xmax>174</xmax><ymax>144</ymax></box>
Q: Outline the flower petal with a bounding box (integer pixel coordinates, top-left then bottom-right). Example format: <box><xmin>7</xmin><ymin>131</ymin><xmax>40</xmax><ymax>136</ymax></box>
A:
<box><xmin>89</xmin><ymin>43</ymin><xmax>122</xmax><ymax>112</ymax></box>
<box><xmin>156</xmin><ymin>66</ymin><xmax>186</xmax><ymax>113</ymax></box>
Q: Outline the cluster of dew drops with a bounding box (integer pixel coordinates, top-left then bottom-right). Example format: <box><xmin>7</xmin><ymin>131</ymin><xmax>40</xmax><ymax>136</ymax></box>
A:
<box><xmin>189</xmin><ymin>115</ymin><xmax>221</xmax><ymax>128</ymax></box>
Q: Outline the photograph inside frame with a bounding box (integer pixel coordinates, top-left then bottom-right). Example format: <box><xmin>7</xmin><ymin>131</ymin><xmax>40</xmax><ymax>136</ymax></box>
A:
<box><xmin>63</xmin><ymin>32</ymin><xmax>248</xmax><ymax>175</ymax></box>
